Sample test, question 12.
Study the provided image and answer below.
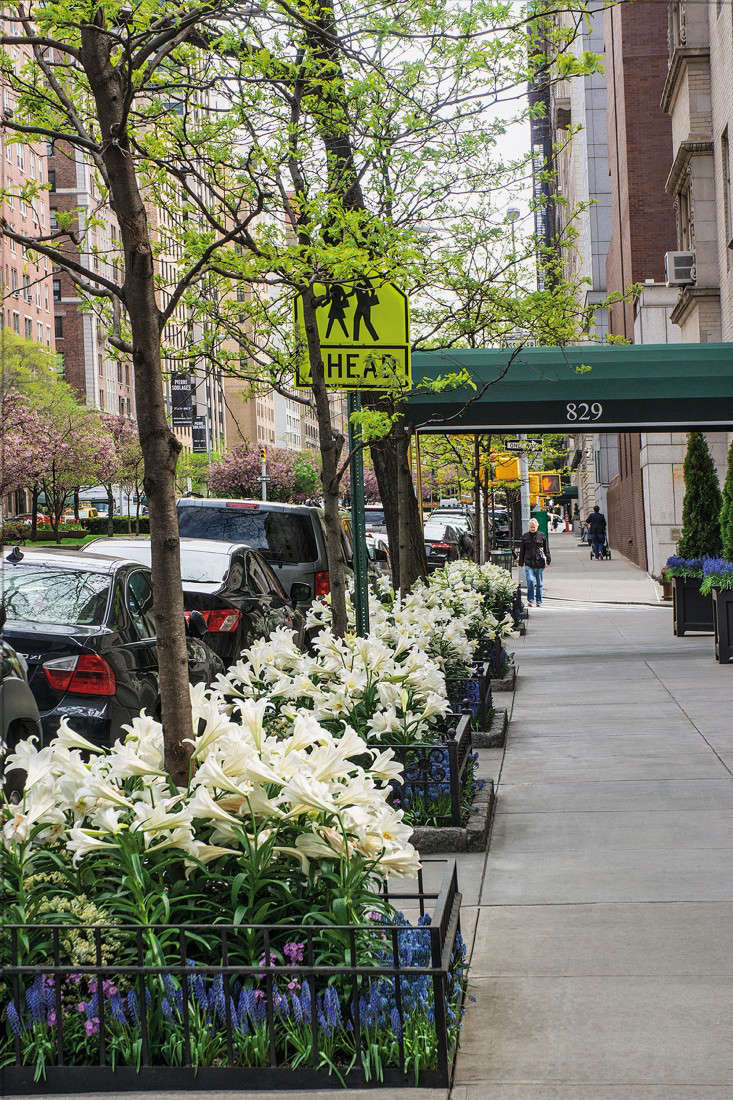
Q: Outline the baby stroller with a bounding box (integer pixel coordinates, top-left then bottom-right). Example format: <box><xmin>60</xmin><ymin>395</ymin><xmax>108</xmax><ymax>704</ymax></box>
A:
<box><xmin>589</xmin><ymin>531</ymin><xmax>612</xmax><ymax>560</ymax></box>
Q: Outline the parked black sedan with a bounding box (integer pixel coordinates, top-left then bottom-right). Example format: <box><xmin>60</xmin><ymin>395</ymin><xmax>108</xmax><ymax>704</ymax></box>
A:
<box><xmin>84</xmin><ymin>538</ymin><xmax>306</xmax><ymax>667</ymax></box>
<box><xmin>0</xmin><ymin>548</ymin><xmax>223</xmax><ymax>747</ymax></box>
<box><xmin>423</xmin><ymin>521</ymin><xmax>463</xmax><ymax>572</ymax></box>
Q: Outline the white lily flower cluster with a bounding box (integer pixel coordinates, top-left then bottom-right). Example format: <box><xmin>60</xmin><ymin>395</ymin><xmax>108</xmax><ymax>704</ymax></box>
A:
<box><xmin>306</xmin><ymin>559</ymin><xmax>516</xmax><ymax>679</ymax></box>
<box><xmin>1</xmin><ymin>684</ymin><xmax>420</xmax><ymax>880</ymax></box>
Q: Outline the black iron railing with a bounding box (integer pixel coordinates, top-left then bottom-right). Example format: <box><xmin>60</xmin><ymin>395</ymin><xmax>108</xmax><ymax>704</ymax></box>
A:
<box><xmin>446</xmin><ymin>662</ymin><xmax>492</xmax><ymax>729</ymax></box>
<box><xmin>0</xmin><ymin>864</ymin><xmax>464</xmax><ymax>1093</ymax></box>
<box><xmin>372</xmin><ymin>713</ymin><xmax>473</xmax><ymax>827</ymax></box>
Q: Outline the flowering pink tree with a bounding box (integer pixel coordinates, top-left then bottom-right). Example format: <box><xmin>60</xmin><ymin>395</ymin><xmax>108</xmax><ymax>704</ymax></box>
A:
<box><xmin>98</xmin><ymin>415</ymin><xmax>143</xmax><ymax>535</ymax></box>
<box><xmin>210</xmin><ymin>445</ymin><xmax>298</xmax><ymax>503</ymax></box>
<box><xmin>0</xmin><ymin>393</ymin><xmax>43</xmax><ymax>510</ymax></box>
<box><xmin>35</xmin><ymin>404</ymin><xmax>107</xmax><ymax>542</ymax></box>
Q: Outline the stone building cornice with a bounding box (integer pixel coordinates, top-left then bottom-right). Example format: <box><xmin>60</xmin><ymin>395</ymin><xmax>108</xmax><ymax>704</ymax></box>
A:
<box><xmin>660</xmin><ymin>46</ymin><xmax>710</xmax><ymax>114</ymax></box>
<box><xmin>669</xmin><ymin>285</ymin><xmax>721</xmax><ymax>326</ymax></box>
<box><xmin>665</xmin><ymin>140</ymin><xmax>714</xmax><ymax>195</ymax></box>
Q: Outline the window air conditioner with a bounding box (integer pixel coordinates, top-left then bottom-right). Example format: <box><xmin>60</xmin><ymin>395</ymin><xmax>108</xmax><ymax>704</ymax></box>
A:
<box><xmin>664</xmin><ymin>251</ymin><xmax>695</xmax><ymax>286</ymax></box>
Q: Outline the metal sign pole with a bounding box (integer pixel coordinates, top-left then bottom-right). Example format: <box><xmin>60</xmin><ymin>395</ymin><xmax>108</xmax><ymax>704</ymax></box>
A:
<box><xmin>347</xmin><ymin>391</ymin><xmax>369</xmax><ymax>636</ymax></box>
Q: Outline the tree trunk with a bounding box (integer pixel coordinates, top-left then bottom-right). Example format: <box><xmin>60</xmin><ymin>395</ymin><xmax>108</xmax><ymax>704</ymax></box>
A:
<box><xmin>82</xmin><ymin>21</ymin><xmax>193</xmax><ymax>783</ymax></box>
<box><xmin>135</xmin><ymin>494</ymin><xmax>140</xmax><ymax>536</ymax></box>
<box><xmin>107</xmin><ymin>486</ymin><xmax>115</xmax><ymax>537</ymax></box>
<box><xmin>301</xmin><ymin>286</ymin><xmax>348</xmax><ymax>636</ymax></box>
<box><xmin>73</xmin><ymin>488</ymin><xmax>80</xmax><ymax>523</ymax></box>
<box><xmin>372</xmin><ymin>426</ymin><xmax>427</xmax><ymax>590</ymax></box>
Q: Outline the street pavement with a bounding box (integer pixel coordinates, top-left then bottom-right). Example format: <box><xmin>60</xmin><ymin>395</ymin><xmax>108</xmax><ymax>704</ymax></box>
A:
<box><xmin>14</xmin><ymin>535</ymin><xmax>733</xmax><ymax>1100</ymax></box>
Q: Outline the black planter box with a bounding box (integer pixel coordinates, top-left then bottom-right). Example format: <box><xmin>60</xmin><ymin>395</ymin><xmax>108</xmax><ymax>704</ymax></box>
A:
<box><xmin>712</xmin><ymin>588</ymin><xmax>733</xmax><ymax>663</ymax></box>
<box><xmin>672</xmin><ymin>575</ymin><xmax>714</xmax><ymax>635</ymax></box>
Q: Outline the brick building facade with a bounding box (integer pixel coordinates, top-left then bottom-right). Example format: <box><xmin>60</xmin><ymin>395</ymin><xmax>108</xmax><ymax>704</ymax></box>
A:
<box><xmin>604</xmin><ymin>0</ymin><xmax>678</xmax><ymax>570</ymax></box>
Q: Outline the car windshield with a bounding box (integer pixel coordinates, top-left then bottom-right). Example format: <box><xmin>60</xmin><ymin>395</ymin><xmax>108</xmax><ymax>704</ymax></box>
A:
<box><xmin>364</xmin><ymin>509</ymin><xmax>385</xmax><ymax>527</ymax></box>
<box><xmin>178</xmin><ymin>505</ymin><xmax>318</xmax><ymax>563</ymax></box>
<box><xmin>424</xmin><ymin>523</ymin><xmax>449</xmax><ymax>540</ymax></box>
<box><xmin>2</xmin><ymin>565</ymin><xmax>110</xmax><ymax>626</ymax></box>
<box><xmin>178</xmin><ymin>549</ymin><xmax>231</xmax><ymax>584</ymax></box>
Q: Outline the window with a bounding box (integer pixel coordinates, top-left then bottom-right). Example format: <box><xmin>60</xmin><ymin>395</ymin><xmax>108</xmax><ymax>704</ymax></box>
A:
<box><xmin>50</xmin><ymin>209</ymin><xmax>57</xmax><ymax>231</ymax></box>
<box><xmin>99</xmin><ymin>389</ymin><xmax>105</xmax><ymax>409</ymax></box>
<box><xmin>24</xmin><ymin>317</ymin><xmax>32</xmax><ymax>339</ymax></box>
<box><xmin>2</xmin><ymin>565</ymin><xmax>111</xmax><ymax>627</ymax></box>
<box><xmin>45</xmin><ymin>325</ymin><xmax>50</xmax><ymax>346</ymax></box>
<box><xmin>98</xmin><ymin>353</ymin><xmax>103</xmax><ymax>376</ymax></box>
<box><xmin>11</xmin><ymin>268</ymin><xmax>17</xmax><ymax>295</ymax></box>
<box><xmin>125</xmin><ymin>363</ymin><xmax>129</xmax><ymax>386</ymax></box>
<box><xmin>119</xmin><ymin>395</ymin><xmax>125</xmax><ymax>415</ymax></box>
<box><xmin>677</xmin><ymin>181</ymin><xmax>693</xmax><ymax>251</ymax></box>
<box><xmin>126</xmin><ymin>571</ymin><xmax>157</xmax><ymax>640</ymax></box>
<box><xmin>48</xmin><ymin>168</ymin><xmax>56</xmax><ymax>191</ymax></box>
<box><xmin>16</xmin><ymin>145</ymin><xmax>24</xmax><ymax>172</ymax></box>
<box><xmin>54</xmin><ymin>315</ymin><xmax>63</xmax><ymax>338</ymax></box>
<box><xmin>117</xmin><ymin>362</ymin><xmax>122</xmax><ymax>383</ymax></box>
<box><xmin>126</xmin><ymin>397</ymin><xmax>131</xmax><ymax>416</ymax></box>
<box><xmin>37</xmin><ymin>322</ymin><xmax>43</xmax><ymax>342</ymax></box>
<box><xmin>12</xmin><ymin>312</ymin><xmax>19</xmax><ymax>333</ymax></box>
<box><xmin>723</xmin><ymin>129</ymin><xmax>732</xmax><ymax>257</ymax></box>
<box><xmin>22</xmin><ymin>274</ymin><xmax>31</xmax><ymax>303</ymax></box>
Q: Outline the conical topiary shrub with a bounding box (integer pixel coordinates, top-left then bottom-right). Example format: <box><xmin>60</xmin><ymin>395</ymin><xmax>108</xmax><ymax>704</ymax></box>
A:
<box><xmin>677</xmin><ymin>432</ymin><xmax>722</xmax><ymax>559</ymax></box>
<box><xmin>720</xmin><ymin>438</ymin><xmax>733</xmax><ymax>562</ymax></box>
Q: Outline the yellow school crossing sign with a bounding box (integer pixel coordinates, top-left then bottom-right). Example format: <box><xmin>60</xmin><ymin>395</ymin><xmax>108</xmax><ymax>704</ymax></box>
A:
<box><xmin>294</xmin><ymin>278</ymin><xmax>411</xmax><ymax>390</ymax></box>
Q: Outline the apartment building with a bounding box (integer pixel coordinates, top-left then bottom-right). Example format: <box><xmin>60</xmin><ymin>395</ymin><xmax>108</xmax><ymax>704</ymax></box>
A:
<box><xmin>662</xmin><ymin>0</ymin><xmax>733</xmax><ymax>341</ymax></box>
<box><xmin>548</xmin><ymin>1</ymin><xmax>616</xmax><ymax>521</ymax></box>
<box><xmin>49</xmin><ymin>145</ymin><xmax>133</xmax><ymax>418</ymax></box>
<box><xmin>0</xmin><ymin>111</ymin><xmax>55</xmax><ymax>350</ymax></box>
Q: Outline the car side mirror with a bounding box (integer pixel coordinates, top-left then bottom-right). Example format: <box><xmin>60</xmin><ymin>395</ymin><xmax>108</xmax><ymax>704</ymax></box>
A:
<box><xmin>375</xmin><ymin>547</ymin><xmax>389</xmax><ymax>563</ymax></box>
<box><xmin>186</xmin><ymin>609</ymin><xmax>208</xmax><ymax>638</ymax></box>
<box><xmin>290</xmin><ymin>581</ymin><xmax>312</xmax><ymax>606</ymax></box>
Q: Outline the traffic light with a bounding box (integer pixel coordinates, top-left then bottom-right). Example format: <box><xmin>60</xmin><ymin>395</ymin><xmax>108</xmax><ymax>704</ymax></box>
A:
<box><xmin>259</xmin><ymin>447</ymin><xmax>267</xmax><ymax>461</ymax></box>
<box><xmin>540</xmin><ymin>473</ymin><xmax>561</xmax><ymax>494</ymax></box>
<box><xmin>493</xmin><ymin>456</ymin><xmax>520</xmax><ymax>481</ymax></box>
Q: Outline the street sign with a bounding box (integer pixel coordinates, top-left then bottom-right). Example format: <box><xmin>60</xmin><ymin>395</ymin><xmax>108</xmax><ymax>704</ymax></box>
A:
<box><xmin>191</xmin><ymin>416</ymin><xmax>207</xmax><ymax>454</ymax></box>
<box><xmin>171</xmin><ymin>373</ymin><xmax>194</xmax><ymax>427</ymax></box>
<box><xmin>294</xmin><ymin>277</ymin><xmax>410</xmax><ymax>390</ymax></box>
<box><xmin>505</xmin><ymin>438</ymin><xmax>541</xmax><ymax>452</ymax></box>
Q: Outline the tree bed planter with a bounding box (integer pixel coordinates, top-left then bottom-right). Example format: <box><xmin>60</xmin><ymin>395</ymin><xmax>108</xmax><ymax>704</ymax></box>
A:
<box><xmin>1</xmin><ymin>866</ymin><xmax>465</xmax><ymax>1094</ymax></box>
<box><xmin>472</xmin><ymin>707</ymin><xmax>508</xmax><ymax>749</ymax></box>
<box><xmin>712</xmin><ymin>588</ymin><xmax>733</xmax><ymax>663</ymax></box>
<box><xmin>375</xmin><ymin>715</ymin><xmax>478</xmax><ymax>829</ymax></box>
<box><xmin>411</xmin><ymin>774</ymin><xmax>495</xmax><ymax>854</ymax></box>
<box><xmin>491</xmin><ymin>652</ymin><xmax>517</xmax><ymax>693</ymax></box>
<box><xmin>672</xmin><ymin>575</ymin><xmax>713</xmax><ymax>635</ymax></box>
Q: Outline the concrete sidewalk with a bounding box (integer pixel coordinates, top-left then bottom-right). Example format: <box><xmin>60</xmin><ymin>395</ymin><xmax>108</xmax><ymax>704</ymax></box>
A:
<box><xmin>14</xmin><ymin>542</ymin><xmax>733</xmax><ymax>1100</ymax></box>
<box><xmin>455</xmin><ymin>539</ymin><xmax>733</xmax><ymax>1098</ymax></box>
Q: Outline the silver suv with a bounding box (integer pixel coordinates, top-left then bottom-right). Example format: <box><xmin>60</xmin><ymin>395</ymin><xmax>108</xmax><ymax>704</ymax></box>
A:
<box><xmin>176</xmin><ymin>498</ymin><xmax>345</xmax><ymax>610</ymax></box>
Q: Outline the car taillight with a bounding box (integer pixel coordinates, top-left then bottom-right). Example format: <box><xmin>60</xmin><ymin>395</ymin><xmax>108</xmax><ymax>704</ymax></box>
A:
<box><xmin>431</xmin><ymin>542</ymin><xmax>452</xmax><ymax>551</ymax></box>
<box><xmin>314</xmin><ymin>570</ymin><xmax>330</xmax><ymax>597</ymax></box>
<box><xmin>43</xmin><ymin>654</ymin><xmax>116</xmax><ymax>696</ymax></box>
<box><xmin>205</xmin><ymin>609</ymin><xmax>242</xmax><ymax>633</ymax></box>
<box><xmin>184</xmin><ymin>609</ymin><xmax>242</xmax><ymax>632</ymax></box>
<box><xmin>226</xmin><ymin>501</ymin><xmax>259</xmax><ymax>510</ymax></box>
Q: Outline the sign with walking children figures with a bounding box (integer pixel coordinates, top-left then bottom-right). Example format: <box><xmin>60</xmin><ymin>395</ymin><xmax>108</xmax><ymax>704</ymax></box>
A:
<box><xmin>294</xmin><ymin>277</ymin><xmax>411</xmax><ymax>390</ymax></box>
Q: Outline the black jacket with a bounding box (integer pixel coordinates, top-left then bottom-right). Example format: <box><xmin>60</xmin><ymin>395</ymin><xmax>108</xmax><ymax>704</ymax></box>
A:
<box><xmin>586</xmin><ymin>511</ymin><xmax>607</xmax><ymax>537</ymax></box>
<box><xmin>518</xmin><ymin>530</ymin><xmax>551</xmax><ymax>569</ymax></box>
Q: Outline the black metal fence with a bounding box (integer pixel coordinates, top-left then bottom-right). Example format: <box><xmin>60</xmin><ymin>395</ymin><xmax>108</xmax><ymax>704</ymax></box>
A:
<box><xmin>1</xmin><ymin>864</ymin><xmax>464</xmax><ymax>1094</ymax></box>
<box><xmin>372</xmin><ymin>713</ymin><xmax>473</xmax><ymax>827</ymax></box>
<box><xmin>446</xmin><ymin>662</ymin><xmax>492</xmax><ymax>729</ymax></box>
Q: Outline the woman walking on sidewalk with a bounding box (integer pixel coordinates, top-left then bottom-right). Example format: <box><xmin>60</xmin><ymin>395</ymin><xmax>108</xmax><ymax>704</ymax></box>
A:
<box><xmin>518</xmin><ymin>517</ymin><xmax>551</xmax><ymax>607</ymax></box>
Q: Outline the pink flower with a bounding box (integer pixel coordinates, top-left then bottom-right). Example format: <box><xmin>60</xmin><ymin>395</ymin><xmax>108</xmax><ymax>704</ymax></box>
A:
<box><xmin>76</xmin><ymin>1001</ymin><xmax>87</xmax><ymax>1013</ymax></box>
<box><xmin>47</xmin><ymin>1011</ymin><xmax>57</xmax><ymax>1027</ymax></box>
<box><xmin>84</xmin><ymin>1017</ymin><xmax>100</xmax><ymax>1037</ymax></box>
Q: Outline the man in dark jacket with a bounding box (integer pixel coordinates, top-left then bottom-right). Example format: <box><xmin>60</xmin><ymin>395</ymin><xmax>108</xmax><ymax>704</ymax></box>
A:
<box><xmin>518</xmin><ymin>517</ymin><xmax>551</xmax><ymax>607</ymax></box>
<box><xmin>586</xmin><ymin>505</ymin><xmax>607</xmax><ymax>560</ymax></box>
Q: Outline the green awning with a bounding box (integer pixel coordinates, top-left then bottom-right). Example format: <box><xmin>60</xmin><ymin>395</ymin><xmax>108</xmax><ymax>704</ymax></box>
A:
<box><xmin>405</xmin><ymin>343</ymin><xmax>733</xmax><ymax>432</ymax></box>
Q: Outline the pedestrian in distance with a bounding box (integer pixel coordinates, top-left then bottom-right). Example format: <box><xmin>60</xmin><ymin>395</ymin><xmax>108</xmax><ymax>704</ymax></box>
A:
<box><xmin>586</xmin><ymin>504</ymin><xmax>607</xmax><ymax>560</ymax></box>
<box><xmin>518</xmin><ymin>517</ymin><xmax>551</xmax><ymax>607</ymax></box>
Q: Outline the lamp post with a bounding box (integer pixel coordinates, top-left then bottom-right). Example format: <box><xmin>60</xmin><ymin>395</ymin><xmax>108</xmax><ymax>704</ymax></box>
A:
<box><xmin>506</xmin><ymin>207</ymin><xmax>530</xmax><ymax>534</ymax></box>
